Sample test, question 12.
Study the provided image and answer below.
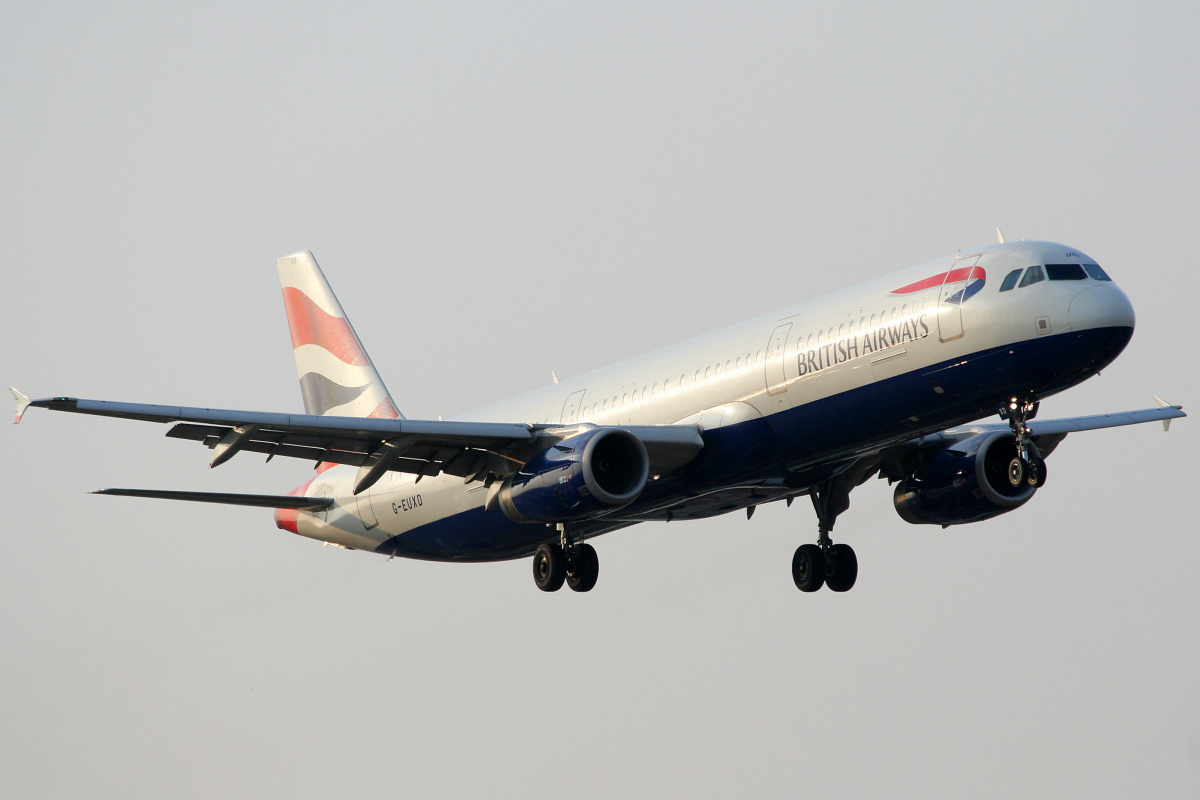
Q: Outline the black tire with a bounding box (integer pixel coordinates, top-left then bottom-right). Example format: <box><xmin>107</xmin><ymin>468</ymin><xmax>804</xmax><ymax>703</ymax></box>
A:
<box><xmin>825</xmin><ymin>543</ymin><xmax>858</xmax><ymax>592</ymax></box>
<box><xmin>1027</xmin><ymin>456</ymin><xmax>1047</xmax><ymax>488</ymax></box>
<box><xmin>532</xmin><ymin>543</ymin><xmax>566</xmax><ymax>592</ymax></box>
<box><xmin>1007</xmin><ymin>456</ymin><xmax>1025</xmax><ymax>488</ymax></box>
<box><xmin>566</xmin><ymin>543</ymin><xmax>599</xmax><ymax>592</ymax></box>
<box><xmin>792</xmin><ymin>544</ymin><xmax>825</xmax><ymax>592</ymax></box>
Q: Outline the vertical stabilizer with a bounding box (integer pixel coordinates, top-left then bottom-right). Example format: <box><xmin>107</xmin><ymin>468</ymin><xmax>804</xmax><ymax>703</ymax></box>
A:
<box><xmin>276</xmin><ymin>251</ymin><xmax>402</xmax><ymax>419</ymax></box>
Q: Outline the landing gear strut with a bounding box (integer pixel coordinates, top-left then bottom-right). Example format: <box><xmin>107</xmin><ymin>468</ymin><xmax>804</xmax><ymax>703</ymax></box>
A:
<box><xmin>793</xmin><ymin>475</ymin><xmax>859</xmax><ymax>593</ymax></box>
<box><xmin>532</xmin><ymin>524</ymin><xmax>599</xmax><ymax>593</ymax></box>
<box><xmin>999</xmin><ymin>396</ymin><xmax>1047</xmax><ymax>489</ymax></box>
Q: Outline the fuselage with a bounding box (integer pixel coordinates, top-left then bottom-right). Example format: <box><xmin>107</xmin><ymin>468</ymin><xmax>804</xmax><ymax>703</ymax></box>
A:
<box><xmin>284</xmin><ymin>241</ymin><xmax>1135</xmax><ymax>560</ymax></box>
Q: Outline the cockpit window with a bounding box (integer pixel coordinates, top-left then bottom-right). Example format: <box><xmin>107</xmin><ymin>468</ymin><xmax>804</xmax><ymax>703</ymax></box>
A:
<box><xmin>1018</xmin><ymin>266</ymin><xmax>1045</xmax><ymax>288</ymax></box>
<box><xmin>1046</xmin><ymin>263</ymin><xmax>1088</xmax><ymax>281</ymax></box>
<box><xmin>999</xmin><ymin>269</ymin><xmax>1023</xmax><ymax>292</ymax></box>
<box><xmin>1083</xmin><ymin>263</ymin><xmax>1112</xmax><ymax>281</ymax></box>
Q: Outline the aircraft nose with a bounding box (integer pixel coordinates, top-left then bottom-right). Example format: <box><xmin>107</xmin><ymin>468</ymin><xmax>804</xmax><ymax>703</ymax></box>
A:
<box><xmin>1069</xmin><ymin>284</ymin><xmax>1135</xmax><ymax>332</ymax></box>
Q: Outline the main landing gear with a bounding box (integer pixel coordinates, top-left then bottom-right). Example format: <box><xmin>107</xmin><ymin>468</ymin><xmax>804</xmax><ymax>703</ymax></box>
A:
<box><xmin>999</xmin><ymin>396</ymin><xmax>1048</xmax><ymax>490</ymax></box>
<box><xmin>532</xmin><ymin>524</ymin><xmax>599</xmax><ymax>593</ymax></box>
<box><xmin>793</xmin><ymin>477</ymin><xmax>858</xmax><ymax>593</ymax></box>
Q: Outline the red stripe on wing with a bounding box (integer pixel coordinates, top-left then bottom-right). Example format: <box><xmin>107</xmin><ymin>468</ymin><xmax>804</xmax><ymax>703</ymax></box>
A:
<box><xmin>281</xmin><ymin>287</ymin><xmax>369</xmax><ymax>366</ymax></box>
<box><xmin>891</xmin><ymin>267</ymin><xmax>978</xmax><ymax>294</ymax></box>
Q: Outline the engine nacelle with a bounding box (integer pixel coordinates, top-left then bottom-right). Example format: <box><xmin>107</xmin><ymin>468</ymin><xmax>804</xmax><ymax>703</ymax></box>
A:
<box><xmin>893</xmin><ymin>432</ymin><xmax>1037</xmax><ymax>526</ymax></box>
<box><xmin>498</xmin><ymin>427</ymin><xmax>650</xmax><ymax>523</ymax></box>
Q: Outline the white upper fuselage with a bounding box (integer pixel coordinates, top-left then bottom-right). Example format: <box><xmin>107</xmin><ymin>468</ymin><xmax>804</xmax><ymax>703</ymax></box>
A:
<box><xmin>296</xmin><ymin>240</ymin><xmax>1135</xmax><ymax>555</ymax></box>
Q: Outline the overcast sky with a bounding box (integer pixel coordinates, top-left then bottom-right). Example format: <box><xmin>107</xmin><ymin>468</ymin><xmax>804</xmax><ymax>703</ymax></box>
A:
<box><xmin>4</xmin><ymin>2</ymin><xmax>1199</xmax><ymax>797</ymax></box>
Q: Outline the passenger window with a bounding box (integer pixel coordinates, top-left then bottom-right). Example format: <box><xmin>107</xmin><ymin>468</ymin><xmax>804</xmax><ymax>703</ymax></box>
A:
<box><xmin>807</xmin><ymin>334</ymin><xmax>813</xmax><ymax>346</ymax></box>
<box><xmin>817</xmin><ymin>330</ymin><xmax>824</xmax><ymax>344</ymax></box>
<box><xmin>652</xmin><ymin>383</ymin><xmax>658</xmax><ymax>396</ymax></box>
<box><xmin>736</xmin><ymin>357</ymin><xmax>742</xmax><ymax>369</ymax></box>
<box><xmin>1083</xmin><ymin>263</ymin><xmax>1112</xmax><ymax>281</ymax></box>
<box><xmin>870</xmin><ymin>314</ymin><xmax>876</xmax><ymax>326</ymax></box>
<box><xmin>901</xmin><ymin>304</ymin><xmax>907</xmax><ymax>316</ymax></box>
<box><xmin>602</xmin><ymin>399</ymin><xmax>608</xmax><ymax>412</ymax></box>
<box><xmin>705</xmin><ymin>366</ymin><xmax>711</xmax><ymax>380</ymax></box>
<box><xmin>725</xmin><ymin>360</ymin><xmax>730</xmax><ymax>373</ymax></box>
<box><xmin>1019</xmin><ymin>266</ymin><xmax>1045</xmax><ymax>288</ymax></box>
<box><xmin>999</xmin><ymin>269</ymin><xmax>1023</xmax><ymax>292</ymax></box>
<box><xmin>838</xmin><ymin>324</ymin><xmax>844</xmax><ymax>336</ymax></box>
<box><xmin>756</xmin><ymin>350</ymin><xmax>763</xmax><ymax>363</ymax></box>
<box><xmin>622</xmin><ymin>393</ymin><xmax>628</xmax><ymax>405</ymax></box>
<box><xmin>1046</xmin><ymin>263</ymin><xmax>1087</xmax><ymax>281</ymax></box>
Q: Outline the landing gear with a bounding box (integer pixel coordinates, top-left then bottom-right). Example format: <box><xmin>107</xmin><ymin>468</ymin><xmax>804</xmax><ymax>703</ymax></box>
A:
<box><xmin>566</xmin><ymin>543</ymin><xmax>599</xmax><ymax>592</ymax></box>
<box><xmin>792</xmin><ymin>544</ymin><xmax>824</xmax><ymax>592</ymax></box>
<box><xmin>1000</xmin><ymin>396</ymin><xmax>1047</xmax><ymax>489</ymax></box>
<box><xmin>793</xmin><ymin>475</ymin><xmax>860</xmax><ymax>593</ymax></box>
<box><xmin>532</xmin><ymin>543</ymin><xmax>566</xmax><ymax>592</ymax></box>
<box><xmin>532</xmin><ymin>525</ymin><xmax>599</xmax><ymax>593</ymax></box>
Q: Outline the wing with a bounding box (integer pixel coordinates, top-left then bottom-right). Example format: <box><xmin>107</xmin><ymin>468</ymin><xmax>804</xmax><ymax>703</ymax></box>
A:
<box><xmin>911</xmin><ymin>399</ymin><xmax>1185</xmax><ymax>457</ymax></box>
<box><xmin>12</xmin><ymin>391</ymin><xmax>705</xmax><ymax>491</ymax></box>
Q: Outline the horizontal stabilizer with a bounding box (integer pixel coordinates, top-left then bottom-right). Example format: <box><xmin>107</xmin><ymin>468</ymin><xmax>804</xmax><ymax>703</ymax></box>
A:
<box><xmin>93</xmin><ymin>488</ymin><xmax>334</xmax><ymax>510</ymax></box>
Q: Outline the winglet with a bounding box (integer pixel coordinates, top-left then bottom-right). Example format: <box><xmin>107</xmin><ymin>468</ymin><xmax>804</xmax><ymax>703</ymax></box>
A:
<box><xmin>1153</xmin><ymin>396</ymin><xmax>1177</xmax><ymax>431</ymax></box>
<box><xmin>996</xmin><ymin>227</ymin><xmax>1006</xmax><ymax>244</ymax></box>
<box><xmin>11</xmin><ymin>388</ymin><xmax>30</xmax><ymax>424</ymax></box>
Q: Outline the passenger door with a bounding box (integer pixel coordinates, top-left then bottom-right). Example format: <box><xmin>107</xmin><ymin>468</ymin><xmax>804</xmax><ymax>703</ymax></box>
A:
<box><xmin>560</xmin><ymin>389</ymin><xmax>586</xmax><ymax>424</ymax></box>
<box><xmin>937</xmin><ymin>255</ymin><xmax>981</xmax><ymax>342</ymax></box>
<box><xmin>764</xmin><ymin>322</ymin><xmax>793</xmax><ymax>397</ymax></box>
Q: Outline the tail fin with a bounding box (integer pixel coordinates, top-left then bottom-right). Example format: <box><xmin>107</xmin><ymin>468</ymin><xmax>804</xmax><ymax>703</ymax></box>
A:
<box><xmin>276</xmin><ymin>251</ymin><xmax>402</xmax><ymax>419</ymax></box>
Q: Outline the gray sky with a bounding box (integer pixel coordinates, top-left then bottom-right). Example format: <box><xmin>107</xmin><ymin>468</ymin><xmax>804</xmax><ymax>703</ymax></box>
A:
<box><xmin>4</xmin><ymin>2</ymin><xmax>1198</xmax><ymax>797</ymax></box>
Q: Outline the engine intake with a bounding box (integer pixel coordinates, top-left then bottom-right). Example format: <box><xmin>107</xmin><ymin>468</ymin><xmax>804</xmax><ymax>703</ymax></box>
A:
<box><xmin>893</xmin><ymin>432</ymin><xmax>1037</xmax><ymax>526</ymax></box>
<box><xmin>498</xmin><ymin>427</ymin><xmax>650</xmax><ymax>523</ymax></box>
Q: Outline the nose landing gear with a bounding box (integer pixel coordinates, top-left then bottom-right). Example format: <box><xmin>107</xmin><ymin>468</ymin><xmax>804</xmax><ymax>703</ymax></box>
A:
<box><xmin>999</xmin><ymin>396</ymin><xmax>1048</xmax><ymax>490</ymax></box>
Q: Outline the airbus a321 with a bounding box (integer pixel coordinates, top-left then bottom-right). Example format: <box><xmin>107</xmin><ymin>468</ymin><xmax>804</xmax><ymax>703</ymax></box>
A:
<box><xmin>12</xmin><ymin>238</ymin><xmax>1185</xmax><ymax>593</ymax></box>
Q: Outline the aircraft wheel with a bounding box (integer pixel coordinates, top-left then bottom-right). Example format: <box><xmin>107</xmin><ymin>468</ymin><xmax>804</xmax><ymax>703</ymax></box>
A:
<box><xmin>566</xmin><ymin>543</ymin><xmax>599</xmax><ymax>592</ymax></box>
<box><xmin>1006</xmin><ymin>457</ymin><xmax>1025</xmax><ymax>488</ymax></box>
<box><xmin>825</xmin><ymin>543</ymin><xmax>858</xmax><ymax>592</ymax></box>
<box><xmin>792</xmin><ymin>544</ymin><xmax>825</xmax><ymax>592</ymax></box>
<box><xmin>533</xmin><ymin>543</ymin><xmax>566</xmax><ymax>592</ymax></box>
<box><xmin>1027</xmin><ymin>456</ymin><xmax>1047</xmax><ymax>488</ymax></box>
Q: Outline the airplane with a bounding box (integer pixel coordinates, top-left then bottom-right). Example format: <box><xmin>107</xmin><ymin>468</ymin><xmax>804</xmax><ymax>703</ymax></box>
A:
<box><xmin>12</xmin><ymin>239</ymin><xmax>1185</xmax><ymax>594</ymax></box>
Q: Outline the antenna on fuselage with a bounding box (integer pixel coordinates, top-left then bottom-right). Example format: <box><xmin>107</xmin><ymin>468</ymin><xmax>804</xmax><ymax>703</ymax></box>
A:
<box><xmin>996</xmin><ymin>227</ymin><xmax>1006</xmax><ymax>243</ymax></box>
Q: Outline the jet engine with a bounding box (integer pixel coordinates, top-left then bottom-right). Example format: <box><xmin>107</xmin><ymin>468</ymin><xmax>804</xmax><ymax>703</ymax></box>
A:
<box><xmin>893</xmin><ymin>432</ymin><xmax>1037</xmax><ymax>526</ymax></box>
<box><xmin>498</xmin><ymin>428</ymin><xmax>650</xmax><ymax>523</ymax></box>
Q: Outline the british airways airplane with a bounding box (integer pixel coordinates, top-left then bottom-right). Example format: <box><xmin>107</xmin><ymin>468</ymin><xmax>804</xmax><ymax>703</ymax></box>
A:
<box><xmin>12</xmin><ymin>238</ymin><xmax>1184</xmax><ymax>593</ymax></box>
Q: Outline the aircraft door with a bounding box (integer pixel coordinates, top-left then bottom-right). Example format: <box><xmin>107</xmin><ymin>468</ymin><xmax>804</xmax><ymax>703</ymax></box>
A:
<box><xmin>560</xmin><ymin>389</ymin><xmax>586</xmax><ymax>424</ymax></box>
<box><xmin>356</xmin><ymin>481</ymin><xmax>379</xmax><ymax>530</ymax></box>
<box><xmin>937</xmin><ymin>255</ymin><xmax>981</xmax><ymax>342</ymax></box>
<box><xmin>764</xmin><ymin>322</ymin><xmax>793</xmax><ymax>396</ymax></box>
